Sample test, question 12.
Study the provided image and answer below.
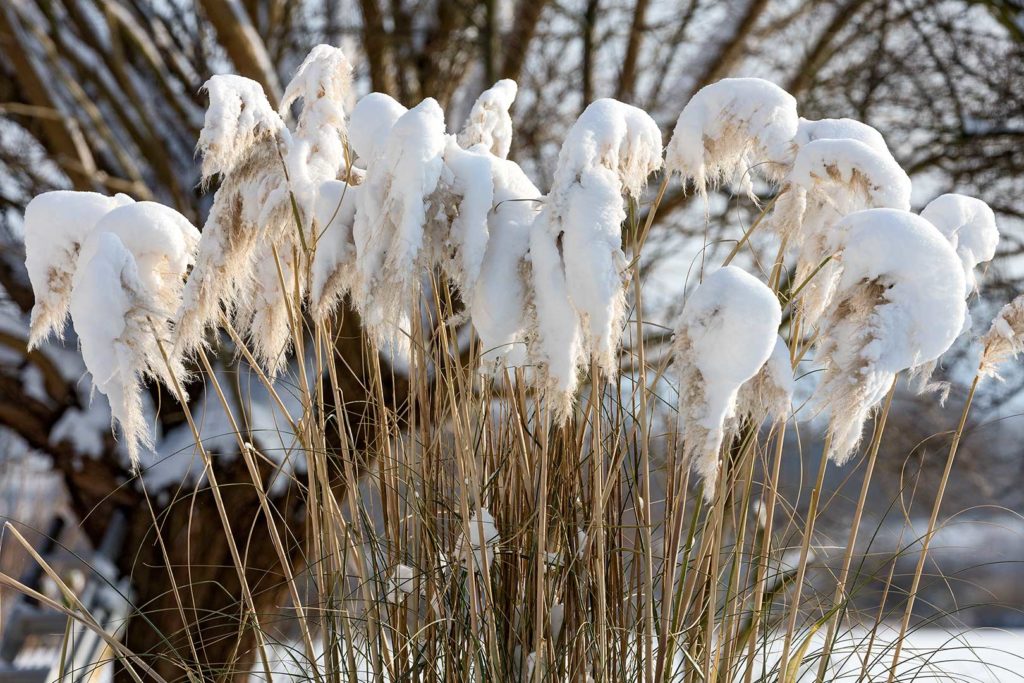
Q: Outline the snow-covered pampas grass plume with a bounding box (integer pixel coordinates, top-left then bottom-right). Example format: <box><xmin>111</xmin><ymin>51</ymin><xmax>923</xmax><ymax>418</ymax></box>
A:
<box><xmin>920</xmin><ymin>193</ymin><xmax>999</xmax><ymax>295</ymax></box>
<box><xmin>24</xmin><ymin>190</ymin><xmax>134</xmax><ymax>349</ymax></box>
<box><xmin>671</xmin><ymin>266</ymin><xmax>781</xmax><ymax>499</ymax></box>
<box><xmin>352</xmin><ymin>98</ymin><xmax>447</xmax><ymax>348</ymax></box>
<box><xmin>733</xmin><ymin>335</ymin><xmax>793</xmax><ymax>430</ymax></box>
<box><xmin>665</xmin><ymin>78</ymin><xmax>798</xmax><ymax>198</ymax></box>
<box><xmin>538</xmin><ymin>98</ymin><xmax>662</xmax><ymax>388</ymax></box>
<box><xmin>311</xmin><ymin>180</ymin><xmax>360</xmax><ymax>321</ymax></box>
<box><xmin>176</xmin><ymin>75</ymin><xmax>287</xmax><ymax>356</ymax></box>
<box><xmin>233</xmin><ymin>46</ymin><xmax>356</xmax><ymax>374</ymax></box>
<box><xmin>280</xmin><ymin>44</ymin><xmax>353</xmax><ymax>207</ymax></box>
<box><xmin>458</xmin><ymin>79</ymin><xmax>518</xmax><ymax>159</ymax></box>
<box><xmin>197</xmin><ymin>74</ymin><xmax>286</xmax><ymax>182</ymax></box>
<box><xmin>469</xmin><ymin>156</ymin><xmax>541</xmax><ymax>369</ymax></box>
<box><xmin>815</xmin><ymin>209</ymin><xmax>965</xmax><ymax>464</ymax></box>
<box><xmin>69</xmin><ymin>202</ymin><xmax>200</xmax><ymax>470</ymax></box>
<box><xmin>979</xmin><ymin>295</ymin><xmax>1024</xmax><ymax>379</ymax></box>
<box><xmin>773</xmin><ymin>137</ymin><xmax>910</xmax><ymax>322</ymax></box>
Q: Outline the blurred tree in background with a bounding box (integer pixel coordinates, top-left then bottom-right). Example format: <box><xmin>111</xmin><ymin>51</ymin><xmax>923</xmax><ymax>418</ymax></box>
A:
<box><xmin>1</xmin><ymin>0</ymin><xmax>1023</xmax><ymax>679</ymax></box>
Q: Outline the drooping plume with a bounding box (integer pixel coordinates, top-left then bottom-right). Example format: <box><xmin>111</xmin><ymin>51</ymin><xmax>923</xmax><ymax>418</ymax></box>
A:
<box><xmin>239</xmin><ymin>46</ymin><xmax>354</xmax><ymax>374</ymax></box>
<box><xmin>815</xmin><ymin>209</ymin><xmax>965</xmax><ymax>464</ymax></box>
<box><xmin>920</xmin><ymin>193</ymin><xmax>999</xmax><ymax>295</ymax></box>
<box><xmin>69</xmin><ymin>202</ymin><xmax>200</xmax><ymax>469</ymax></box>
<box><xmin>672</xmin><ymin>266</ymin><xmax>781</xmax><ymax>499</ymax></box>
<box><xmin>458</xmin><ymin>79</ymin><xmax>518</xmax><ymax>159</ymax></box>
<box><xmin>979</xmin><ymin>295</ymin><xmax>1024</xmax><ymax>379</ymax></box>
<box><xmin>666</xmin><ymin>78</ymin><xmax>798</xmax><ymax>197</ymax></box>
<box><xmin>175</xmin><ymin>74</ymin><xmax>287</xmax><ymax>356</ymax></box>
<box><xmin>310</xmin><ymin>180</ymin><xmax>360</xmax><ymax>321</ymax></box>
<box><xmin>772</xmin><ymin>137</ymin><xmax>911</xmax><ymax>321</ymax></box>
<box><xmin>351</xmin><ymin>98</ymin><xmax>448</xmax><ymax>348</ymax></box>
<box><xmin>529</xmin><ymin>98</ymin><xmax>662</xmax><ymax>410</ymax></box>
<box><xmin>24</xmin><ymin>191</ymin><xmax>135</xmax><ymax>348</ymax></box>
<box><xmin>469</xmin><ymin>157</ymin><xmax>541</xmax><ymax>369</ymax></box>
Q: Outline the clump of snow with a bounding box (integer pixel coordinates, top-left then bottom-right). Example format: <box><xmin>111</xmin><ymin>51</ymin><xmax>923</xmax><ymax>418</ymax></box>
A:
<box><xmin>457</xmin><ymin>79</ymin><xmax>517</xmax><ymax>159</ymax></box>
<box><xmin>671</xmin><ymin>266</ymin><xmax>781</xmax><ymax>499</ymax></box>
<box><xmin>528</xmin><ymin>98</ymin><xmax>662</xmax><ymax>410</ymax></box>
<box><xmin>351</xmin><ymin>98</ymin><xmax>447</xmax><ymax>348</ymax></box>
<box><xmin>980</xmin><ymin>295</ymin><xmax>1024</xmax><ymax>379</ymax></box>
<box><xmin>793</xmin><ymin>117</ymin><xmax>889</xmax><ymax>155</ymax></box>
<box><xmin>920</xmin><ymin>193</ymin><xmax>999</xmax><ymax>295</ymax></box>
<box><xmin>454</xmin><ymin>506</ymin><xmax>501</xmax><ymax>573</ymax></box>
<box><xmin>348</xmin><ymin>93</ymin><xmax>408</xmax><ymax>164</ymax></box>
<box><xmin>772</xmin><ymin>137</ymin><xmax>911</xmax><ymax>321</ymax></box>
<box><xmin>815</xmin><ymin>208</ymin><xmax>965</xmax><ymax>464</ymax></box>
<box><xmin>311</xmin><ymin>180</ymin><xmax>360</xmax><ymax>320</ymax></box>
<box><xmin>666</xmin><ymin>78</ymin><xmax>798</xmax><ymax>197</ymax></box>
<box><xmin>70</xmin><ymin>203</ymin><xmax>199</xmax><ymax>469</ymax></box>
<box><xmin>23</xmin><ymin>190</ymin><xmax>134</xmax><ymax>348</ymax></box>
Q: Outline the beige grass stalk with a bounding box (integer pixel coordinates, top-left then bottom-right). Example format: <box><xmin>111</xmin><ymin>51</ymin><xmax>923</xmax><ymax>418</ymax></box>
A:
<box><xmin>886</xmin><ymin>372</ymin><xmax>980</xmax><ymax>682</ymax></box>
<box><xmin>776</xmin><ymin>432</ymin><xmax>831</xmax><ymax>677</ymax></box>
<box><xmin>816</xmin><ymin>378</ymin><xmax>897</xmax><ymax>680</ymax></box>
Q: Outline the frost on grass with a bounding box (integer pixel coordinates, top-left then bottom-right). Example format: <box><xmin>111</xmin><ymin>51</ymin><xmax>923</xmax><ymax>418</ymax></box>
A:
<box><xmin>980</xmin><ymin>295</ymin><xmax>1024</xmax><ymax>379</ymax></box>
<box><xmin>672</xmin><ymin>266</ymin><xmax>781</xmax><ymax>499</ymax></box>
<box><xmin>457</xmin><ymin>79</ymin><xmax>517</xmax><ymax>159</ymax></box>
<box><xmin>310</xmin><ymin>180</ymin><xmax>360</xmax><ymax>321</ymax></box>
<box><xmin>920</xmin><ymin>193</ymin><xmax>999</xmax><ymax>295</ymax></box>
<box><xmin>352</xmin><ymin>98</ymin><xmax>447</xmax><ymax>349</ymax></box>
<box><xmin>176</xmin><ymin>74</ymin><xmax>287</xmax><ymax>356</ymax></box>
<box><xmin>529</xmin><ymin>98</ymin><xmax>661</xmax><ymax>410</ymax></box>
<box><xmin>24</xmin><ymin>190</ymin><xmax>134</xmax><ymax>348</ymax></box>
<box><xmin>665</xmin><ymin>78</ymin><xmax>798</xmax><ymax>198</ymax></box>
<box><xmin>815</xmin><ymin>209</ymin><xmax>965</xmax><ymax>464</ymax></box>
<box><xmin>772</xmin><ymin>137</ymin><xmax>911</xmax><ymax>322</ymax></box>
<box><xmin>69</xmin><ymin>202</ymin><xmax>200</xmax><ymax>469</ymax></box>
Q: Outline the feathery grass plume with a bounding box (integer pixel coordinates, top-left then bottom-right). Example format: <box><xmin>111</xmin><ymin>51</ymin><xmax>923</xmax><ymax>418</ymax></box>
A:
<box><xmin>671</xmin><ymin>266</ymin><xmax>781</xmax><ymax>499</ymax></box>
<box><xmin>438</xmin><ymin>138</ymin><xmax>497</xmax><ymax>298</ymax></box>
<box><xmin>23</xmin><ymin>190</ymin><xmax>134</xmax><ymax>348</ymax></box>
<box><xmin>665</xmin><ymin>77</ymin><xmax>798</xmax><ymax>198</ymax></box>
<box><xmin>921</xmin><ymin>193</ymin><xmax>999</xmax><ymax>295</ymax></box>
<box><xmin>348</xmin><ymin>92</ymin><xmax>408</xmax><ymax>164</ymax></box>
<box><xmin>457</xmin><ymin>79</ymin><xmax>517</xmax><ymax>159</ymax></box>
<box><xmin>531</xmin><ymin>98</ymin><xmax>662</xmax><ymax>400</ymax></box>
<box><xmin>238</xmin><ymin>46</ymin><xmax>355</xmax><ymax>374</ymax></box>
<box><xmin>279</xmin><ymin>44</ymin><xmax>353</xmax><ymax>201</ymax></box>
<box><xmin>732</xmin><ymin>335</ymin><xmax>794</xmax><ymax>431</ymax></box>
<box><xmin>352</xmin><ymin>98</ymin><xmax>447</xmax><ymax>349</ymax></box>
<box><xmin>979</xmin><ymin>295</ymin><xmax>1024</xmax><ymax>379</ymax></box>
<box><xmin>69</xmin><ymin>202</ymin><xmax>200</xmax><ymax>470</ymax></box>
<box><xmin>772</xmin><ymin>137</ymin><xmax>911</xmax><ymax>321</ymax></box>
<box><xmin>175</xmin><ymin>74</ymin><xmax>286</xmax><ymax>355</ymax></box>
<box><xmin>310</xmin><ymin>180</ymin><xmax>360</xmax><ymax>321</ymax></box>
<box><xmin>815</xmin><ymin>208</ymin><xmax>965</xmax><ymax>464</ymax></box>
<box><xmin>469</xmin><ymin>156</ymin><xmax>541</xmax><ymax>369</ymax></box>
<box><xmin>909</xmin><ymin>194</ymin><xmax>999</xmax><ymax>395</ymax></box>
